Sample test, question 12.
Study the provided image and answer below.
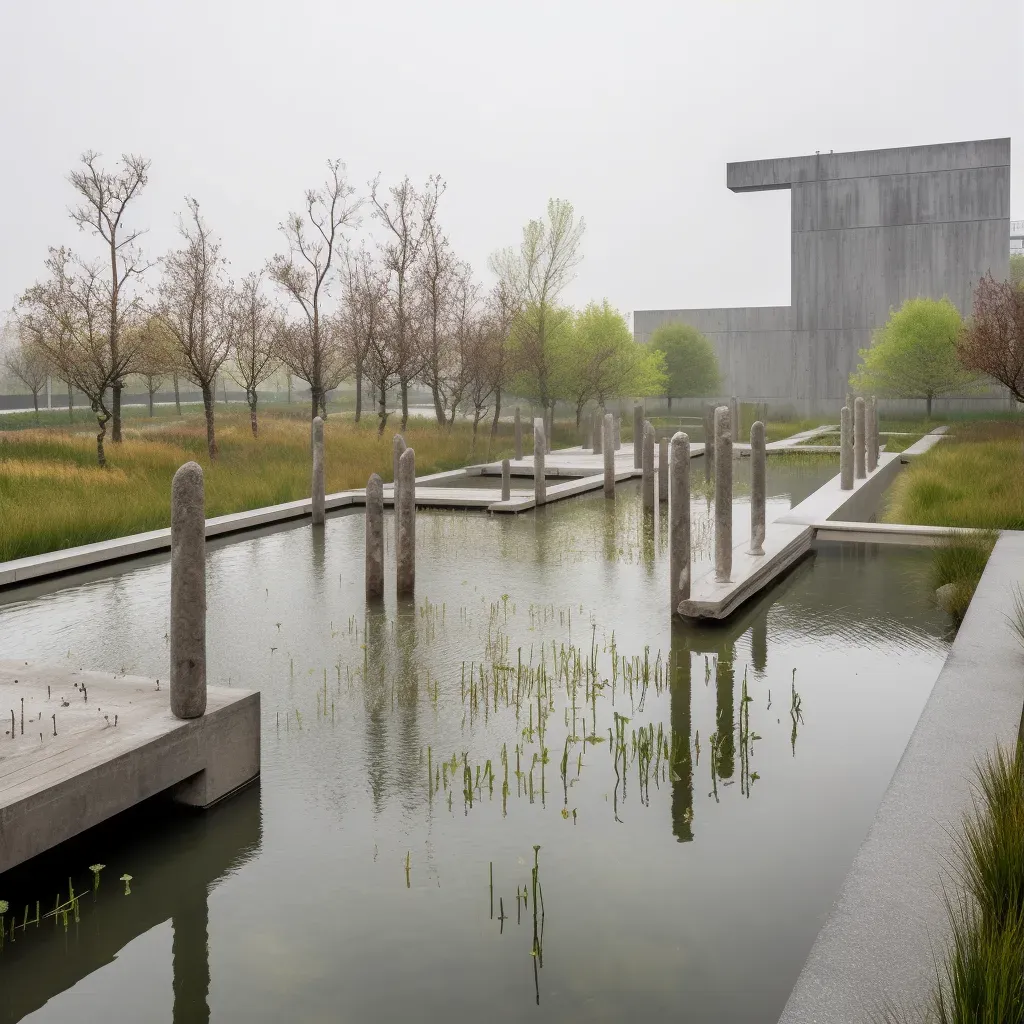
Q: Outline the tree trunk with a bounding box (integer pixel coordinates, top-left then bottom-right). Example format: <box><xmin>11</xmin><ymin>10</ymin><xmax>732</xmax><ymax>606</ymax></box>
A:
<box><xmin>148</xmin><ymin>386</ymin><xmax>154</xmax><ymax>418</ymax></box>
<box><xmin>67</xmin><ymin>381</ymin><xmax>73</xmax><ymax>421</ymax></box>
<box><xmin>112</xmin><ymin>383</ymin><xmax>122</xmax><ymax>442</ymax></box>
<box><xmin>173</xmin><ymin>374</ymin><xmax>181</xmax><ymax>415</ymax></box>
<box><xmin>490</xmin><ymin>388</ymin><xmax>501</xmax><ymax>437</ymax></box>
<box><xmin>201</xmin><ymin>382</ymin><xmax>218</xmax><ymax>458</ymax></box>
<box><xmin>377</xmin><ymin>385</ymin><xmax>388</xmax><ymax>437</ymax></box>
<box><xmin>95</xmin><ymin>409</ymin><xmax>109</xmax><ymax>467</ymax></box>
<box><xmin>32</xmin><ymin>389</ymin><xmax>39</xmax><ymax>416</ymax></box>
<box><xmin>400</xmin><ymin>378</ymin><xmax>410</xmax><ymax>431</ymax></box>
<box><xmin>354</xmin><ymin>359</ymin><xmax>363</xmax><ymax>423</ymax></box>
<box><xmin>320</xmin><ymin>391</ymin><xmax>328</xmax><ymax>420</ymax></box>
<box><xmin>287</xmin><ymin>373</ymin><xmax>292</xmax><ymax>404</ymax></box>
<box><xmin>667</xmin><ymin>395</ymin><xmax>673</xmax><ymax>410</ymax></box>
<box><xmin>432</xmin><ymin>383</ymin><xmax>445</xmax><ymax>427</ymax></box>
<box><xmin>310</xmin><ymin>388</ymin><xmax>320</xmax><ymax>423</ymax></box>
<box><xmin>248</xmin><ymin>389</ymin><xmax>259</xmax><ymax>437</ymax></box>
<box><xmin>575</xmin><ymin>402</ymin><xmax>583</xmax><ymax>427</ymax></box>
<box><xmin>926</xmin><ymin>394</ymin><xmax>932</xmax><ymax>418</ymax></box>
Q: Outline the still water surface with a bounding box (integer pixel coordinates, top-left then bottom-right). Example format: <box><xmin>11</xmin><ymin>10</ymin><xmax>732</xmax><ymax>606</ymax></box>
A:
<box><xmin>0</xmin><ymin>459</ymin><xmax>949</xmax><ymax>1023</ymax></box>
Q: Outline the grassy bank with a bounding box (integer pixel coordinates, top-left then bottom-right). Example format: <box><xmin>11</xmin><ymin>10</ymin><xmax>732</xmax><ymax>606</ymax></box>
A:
<box><xmin>0</xmin><ymin>409</ymin><xmax>530</xmax><ymax>561</ymax></box>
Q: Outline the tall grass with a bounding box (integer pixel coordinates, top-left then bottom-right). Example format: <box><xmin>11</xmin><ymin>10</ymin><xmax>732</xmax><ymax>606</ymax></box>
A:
<box><xmin>0</xmin><ymin>409</ymin><xmax>529</xmax><ymax>560</ymax></box>
<box><xmin>928</xmin><ymin>532</ymin><xmax>997</xmax><ymax>621</ymax></box>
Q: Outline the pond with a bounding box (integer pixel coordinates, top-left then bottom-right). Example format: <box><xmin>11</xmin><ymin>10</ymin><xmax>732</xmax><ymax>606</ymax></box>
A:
<box><xmin>0</xmin><ymin>456</ymin><xmax>950</xmax><ymax>1024</ymax></box>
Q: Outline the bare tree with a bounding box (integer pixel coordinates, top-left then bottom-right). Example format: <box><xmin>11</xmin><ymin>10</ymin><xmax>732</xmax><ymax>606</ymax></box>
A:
<box><xmin>68</xmin><ymin>151</ymin><xmax>151</xmax><ymax>443</ymax></box>
<box><xmin>20</xmin><ymin>248</ymin><xmax>141</xmax><ymax>464</ymax></box>
<box><xmin>464</xmin><ymin>311</ymin><xmax>503</xmax><ymax>449</ymax></box>
<box><xmin>228</xmin><ymin>272</ymin><xmax>279</xmax><ymax>436</ymax></box>
<box><xmin>343</xmin><ymin>247</ymin><xmax>391</xmax><ymax>431</ymax></box>
<box><xmin>958</xmin><ymin>272</ymin><xmax>1024</xmax><ymax>402</ymax></box>
<box><xmin>156</xmin><ymin>198</ymin><xmax>231</xmax><ymax>458</ymax></box>
<box><xmin>416</xmin><ymin>204</ymin><xmax>458</xmax><ymax>425</ymax></box>
<box><xmin>3</xmin><ymin>322</ymin><xmax>51</xmax><ymax>417</ymax></box>
<box><xmin>486</xmin><ymin>277</ymin><xmax>517</xmax><ymax>436</ymax></box>
<box><xmin>491</xmin><ymin>198</ymin><xmax>585</xmax><ymax>425</ymax></box>
<box><xmin>133</xmin><ymin>315</ymin><xmax>179</xmax><ymax>417</ymax></box>
<box><xmin>370</xmin><ymin>174</ymin><xmax>442</xmax><ymax>429</ymax></box>
<box><xmin>443</xmin><ymin>266</ymin><xmax>480</xmax><ymax>427</ymax></box>
<box><xmin>268</xmin><ymin>160</ymin><xmax>359</xmax><ymax>420</ymax></box>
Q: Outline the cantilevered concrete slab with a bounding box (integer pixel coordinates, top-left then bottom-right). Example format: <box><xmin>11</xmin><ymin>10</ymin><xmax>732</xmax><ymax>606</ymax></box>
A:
<box><xmin>0</xmin><ymin>660</ymin><xmax>259</xmax><ymax>874</ymax></box>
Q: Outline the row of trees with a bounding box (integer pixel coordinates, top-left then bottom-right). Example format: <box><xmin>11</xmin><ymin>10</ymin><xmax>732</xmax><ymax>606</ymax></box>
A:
<box><xmin>11</xmin><ymin>153</ymin><xmax>674</xmax><ymax>466</ymax></box>
<box><xmin>851</xmin><ymin>274</ymin><xmax>1024</xmax><ymax>415</ymax></box>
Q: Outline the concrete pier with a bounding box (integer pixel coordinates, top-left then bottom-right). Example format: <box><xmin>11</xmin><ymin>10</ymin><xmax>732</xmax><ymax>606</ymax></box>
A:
<box><xmin>311</xmin><ymin>416</ymin><xmax>325</xmax><ymax>527</ymax></box>
<box><xmin>669</xmin><ymin>431</ymin><xmax>691</xmax><ymax>611</ymax></box>
<box><xmin>840</xmin><ymin>406</ymin><xmax>853</xmax><ymax>490</ymax></box>
<box><xmin>633</xmin><ymin>403</ymin><xmax>643</xmax><ymax>469</ymax></box>
<box><xmin>714</xmin><ymin>406</ymin><xmax>732</xmax><ymax>582</ymax></box>
<box><xmin>749</xmin><ymin>421</ymin><xmax>766</xmax><ymax>555</ymax></box>
<box><xmin>534</xmin><ymin>419</ymin><xmax>547</xmax><ymax>507</ymax></box>
<box><xmin>365</xmin><ymin>473</ymin><xmax>384</xmax><ymax>600</ymax></box>
<box><xmin>854</xmin><ymin>397</ymin><xmax>866</xmax><ymax>479</ymax></box>
<box><xmin>396</xmin><ymin>447</ymin><xmax>416</xmax><ymax>596</ymax></box>
<box><xmin>658</xmin><ymin>436</ymin><xmax>668</xmax><ymax>502</ymax></box>
<box><xmin>170</xmin><ymin>462</ymin><xmax>206</xmax><ymax>720</ymax></box>
<box><xmin>642</xmin><ymin>421</ymin><xmax>655</xmax><ymax>509</ymax></box>
<box><xmin>603</xmin><ymin>414</ymin><xmax>615</xmax><ymax>498</ymax></box>
<box><xmin>501</xmin><ymin>458</ymin><xmax>511</xmax><ymax>501</ymax></box>
<box><xmin>514</xmin><ymin>407</ymin><xmax>523</xmax><ymax>460</ymax></box>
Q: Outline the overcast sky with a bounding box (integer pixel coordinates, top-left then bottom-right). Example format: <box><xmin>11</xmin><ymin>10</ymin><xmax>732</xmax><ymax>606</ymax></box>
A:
<box><xmin>1</xmin><ymin>0</ymin><xmax>1020</xmax><ymax>330</ymax></box>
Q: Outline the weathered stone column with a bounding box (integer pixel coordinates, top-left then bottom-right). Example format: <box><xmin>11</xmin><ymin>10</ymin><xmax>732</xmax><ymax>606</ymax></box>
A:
<box><xmin>633</xmin><ymin>403</ymin><xmax>643</xmax><ymax>469</ymax></box>
<box><xmin>614</xmin><ymin>414</ymin><xmax>621</xmax><ymax>450</ymax></box>
<box><xmin>514</xmin><ymin>407</ymin><xmax>523</xmax><ymax>460</ymax></box>
<box><xmin>396</xmin><ymin>447</ymin><xmax>416</xmax><ymax>596</ymax></box>
<box><xmin>365</xmin><ymin>473</ymin><xmax>384</xmax><ymax>600</ymax></box>
<box><xmin>658</xmin><ymin>436</ymin><xmax>669</xmax><ymax>503</ymax></box>
<box><xmin>704</xmin><ymin>404</ymin><xmax>715</xmax><ymax>484</ymax></box>
<box><xmin>669</xmin><ymin>431</ymin><xmax>691</xmax><ymax>611</ymax></box>
<box><xmin>854</xmin><ymin>396</ymin><xmax>866</xmax><ymax>479</ymax></box>
<box><xmin>840</xmin><ymin>405</ymin><xmax>853</xmax><ymax>490</ymax></box>
<box><xmin>593</xmin><ymin>408</ymin><xmax>603</xmax><ymax>454</ymax></box>
<box><xmin>867</xmin><ymin>396</ymin><xmax>878</xmax><ymax>472</ymax></box>
<box><xmin>534</xmin><ymin>418</ymin><xmax>546</xmax><ymax>507</ymax></box>
<box><xmin>603</xmin><ymin>413</ymin><xmax>615</xmax><ymax>497</ymax></box>
<box><xmin>749</xmin><ymin>420</ymin><xmax>766</xmax><ymax>556</ymax></box>
<box><xmin>714</xmin><ymin>406</ymin><xmax>733</xmax><ymax>582</ymax></box>
<box><xmin>642</xmin><ymin>420</ymin><xmax>655</xmax><ymax>509</ymax></box>
<box><xmin>311</xmin><ymin>415</ymin><xmax>325</xmax><ymax>526</ymax></box>
<box><xmin>170</xmin><ymin>461</ymin><xmax>207</xmax><ymax>720</ymax></box>
<box><xmin>392</xmin><ymin>433</ymin><xmax>406</xmax><ymax>546</ymax></box>
<box><xmin>501</xmin><ymin>457</ymin><xmax>511</xmax><ymax>501</ymax></box>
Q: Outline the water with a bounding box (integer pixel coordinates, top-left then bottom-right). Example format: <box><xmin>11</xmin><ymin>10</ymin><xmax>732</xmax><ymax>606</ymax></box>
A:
<box><xmin>0</xmin><ymin>458</ymin><xmax>950</xmax><ymax>1024</ymax></box>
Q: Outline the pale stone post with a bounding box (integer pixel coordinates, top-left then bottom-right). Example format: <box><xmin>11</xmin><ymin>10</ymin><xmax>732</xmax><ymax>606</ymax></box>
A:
<box><xmin>749</xmin><ymin>421</ymin><xmax>766</xmax><ymax>556</ymax></box>
<box><xmin>365</xmin><ymin>473</ymin><xmax>384</xmax><ymax>600</ymax></box>
<box><xmin>658</xmin><ymin>436</ymin><xmax>669</xmax><ymax>503</ymax></box>
<box><xmin>642</xmin><ymin>420</ymin><xmax>655</xmax><ymax>509</ymax></box>
<box><xmin>714</xmin><ymin>406</ymin><xmax>733</xmax><ymax>582</ymax></box>
<box><xmin>593</xmin><ymin>408</ymin><xmax>603</xmax><ymax>455</ymax></box>
<box><xmin>501</xmin><ymin>458</ymin><xmax>511</xmax><ymax>501</ymax></box>
<box><xmin>854</xmin><ymin>396</ymin><xmax>866</xmax><ymax>479</ymax></box>
<box><xmin>669</xmin><ymin>432</ymin><xmax>691</xmax><ymax>610</ymax></box>
<box><xmin>170</xmin><ymin>462</ymin><xmax>207</xmax><ymax>720</ymax></box>
<box><xmin>311</xmin><ymin>415</ymin><xmax>325</xmax><ymax>526</ymax></box>
<box><xmin>633</xmin><ymin>403</ymin><xmax>643</xmax><ymax>469</ymax></box>
<box><xmin>396</xmin><ymin>447</ymin><xmax>416</xmax><ymax>596</ymax></box>
<box><xmin>840</xmin><ymin>406</ymin><xmax>853</xmax><ymax>490</ymax></box>
<box><xmin>603</xmin><ymin>413</ymin><xmax>615</xmax><ymax>497</ymax></box>
<box><xmin>867</xmin><ymin>396</ymin><xmax>878</xmax><ymax>471</ymax></box>
<box><xmin>534</xmin><ymin>418</ymin><xmax>547</xmax><ymax>507</ymax></box>
<box><xmin>514</xmin><ymin>407</ymin><xmax>523</xmax><ymax>460</ymax></box>
<box><xmin>392</xmin><ymin>433</ymin><xmax>406</xmax><ymax>545</ymax></box>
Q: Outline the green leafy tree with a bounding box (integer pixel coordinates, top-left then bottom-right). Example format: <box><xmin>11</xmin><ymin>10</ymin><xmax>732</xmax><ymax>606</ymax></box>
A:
<box><xmin>1010</xmin><ymin>253</ymin><xmax>1024</xmax><ymax>289</ymax></box>
<box><xmin>647</xmin><ymin>322</ymin><xmax>721</xmax><ymax>407</ymax></box>
<box><xmin>555</xmin><ymin>300</ymin><xmax>666</xmax><ymax>422</ymax></box>
<box><xmin>850</xmin><ymin>297</ymin><xmax>982</xmax><ymax>417</ymax></box>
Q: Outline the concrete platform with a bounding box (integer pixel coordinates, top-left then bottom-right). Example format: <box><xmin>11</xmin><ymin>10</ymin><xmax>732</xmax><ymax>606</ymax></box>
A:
<box><xmin>0</xmin><ymin>660</ymin><xmax>260</xmax><ymax>874</ymax></box>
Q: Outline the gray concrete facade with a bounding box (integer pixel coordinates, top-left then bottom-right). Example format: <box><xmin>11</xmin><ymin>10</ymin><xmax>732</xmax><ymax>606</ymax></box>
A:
<box><xmin>635</xmin><ymin>139</ymin><xmax>1011</xmax><ymax>411</ymax></box>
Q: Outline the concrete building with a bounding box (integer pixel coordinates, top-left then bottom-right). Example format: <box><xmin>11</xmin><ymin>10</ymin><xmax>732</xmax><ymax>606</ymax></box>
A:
<box><xmin>634</xmin><ymin>138</ymin><xmax>1011</xmax><ymax>414</ymax></box>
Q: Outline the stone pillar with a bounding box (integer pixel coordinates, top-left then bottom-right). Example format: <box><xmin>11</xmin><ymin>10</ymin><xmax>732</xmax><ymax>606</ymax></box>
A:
<box><xmin>593</xmin><ymin>408</ymin><xmax>603</xmax><ymax>455</ymax></box>
<box><xmin>170</xmin><ymin>461</ymin><xmax>207</xmax><ymax>720</ymax></box>
<box><xmin>854</xmin><ymin>396</ymin><xmax>866</xmax><ymax>479</ymax></box>
<box><xmin>396</xmin><ymin>447</ymin><xmax>416</xmax><ymax>596</ymax></box>
<box><xmin>714</xmin><ymin>406</ymin><xmax>732</xmax><ymax>583</ymax></box>
<box><xmin>658</xmin><ymin>436</ymin><xmax>669</xmax><ymax>503</ymax></box>
<box><xmin>392</xmin><ymin>433</ymin><xmax>406</xmax><ymax>546</ymax></box>
<box><xmin>840</xmin><ymin>405</ymin><xmax>853</xmax><ymax>490</ymax></box>
<box><xmin>703</xmin><ymin>404</ymin><xmax>715</xmax><ymax>484</ymax></box>
<box><xmin>642</xmin><ymin>420</ymin><xmax>655</xmax><ymax>509</ymax></box>
<box><xmin>365</xmin><ymin>473</ymin><xmax>384</xmax><ymax>600</ymax></box>
<box><xmin>514</xmin><ymin>407</ymin><xmax>523</xmax><ymax>460</ymax></box>
<box><xmin>614</xmin><ymin>414</ymin><xmax>621</xmax><ymax>450</ymax></box>
<box><xmin>867</xmin><ymin>396</ymin><xmax>878</xmax><ymax>472</ymax></box>
<box><xmin>534</xmin><ymin>418</ymin><xmax>546</xmax><ymax>507</ymax></box>
<box><xmin>749</xmin><ymin>421</ymin><xmax>766</xmax><ymax>556</ymax></box>
<box><xmin>633</xmin><ymin>403</ymin><xmax>643</xmax><ymax>469</ymax></box>
<box><xmin>669</xmin><ymin>432</ymin><xmax>691</xmax><ymax>610</ymax></box>
<box><xmin>603</xmin><ymin>413</ymin><xmax>615</xmax><ymax>497</ymax></box>
<box><xmin>501</xmin><ymin>458</ymin><xmax>511</xmax><ymax>501</ymax></box>
<box><xmin>311</xmin><ymin>415</ymin><xmax>325</xmax><ymax>526</ymax></box>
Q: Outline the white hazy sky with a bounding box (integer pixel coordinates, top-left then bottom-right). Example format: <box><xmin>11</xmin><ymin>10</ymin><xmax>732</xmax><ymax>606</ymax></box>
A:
<box><xmin>1</xmin><ymin>0</ymin><xmax>1021</xmax><ymax>329</ymax></box>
